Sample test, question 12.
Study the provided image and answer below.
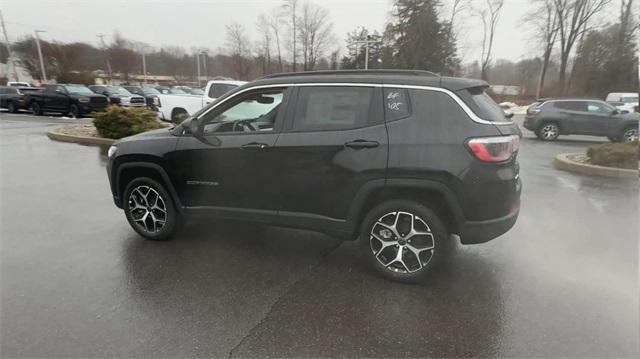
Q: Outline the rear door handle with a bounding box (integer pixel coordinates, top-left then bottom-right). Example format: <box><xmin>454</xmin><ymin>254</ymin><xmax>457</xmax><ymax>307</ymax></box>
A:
<box><xmin>241</xmin><ymin>142</ymin><xmax>269</xmax><ymax>150</ymax></box>
<box><xmin>344</xmin><ymin>140</ymin><xmax>379</xmax><ymax>149</ymax></box>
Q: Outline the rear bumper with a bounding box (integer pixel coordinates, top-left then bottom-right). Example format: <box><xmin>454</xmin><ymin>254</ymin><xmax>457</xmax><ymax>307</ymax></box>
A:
<box><xmin>459</xmin><ymin>178</ymin><xmax>521</xmax><ymax>244</ymax></box>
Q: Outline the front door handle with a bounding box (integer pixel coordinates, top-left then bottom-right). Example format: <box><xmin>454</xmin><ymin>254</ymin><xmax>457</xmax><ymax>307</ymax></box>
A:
<box><xmin>241</xmin><ymin>142</ymin><xmax>269</xmax><ymax>151</ymax></box>
<box><xmin>344</xmin><ymin>140</ymin><xmax>379</xmax><ymax>149</ymax></box>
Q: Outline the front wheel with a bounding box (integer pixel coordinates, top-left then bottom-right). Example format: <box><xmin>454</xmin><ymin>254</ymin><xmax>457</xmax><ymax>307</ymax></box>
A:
<box><xmin>123</xmin><ymin>177</ymin><xmax>181</xmax><ymax>241</ymax></box>
<box><xmin>8</xmin><ymin>102</ymin><xmax>18</xmax><ymax>113</ymax></box>
<box><xmin>69</xmin><ymin>104</ymin><xmax>81</xmax><ymax>118</ymax></box>
<box><xmin>621</xmin><ymin>127</ymin><xmax>638</xmax><ymax>143</ymax></box>
<box><xmin>361</xmin><ymin>200</ymin><xmax>450</xmax><ymax>283</ymax></box>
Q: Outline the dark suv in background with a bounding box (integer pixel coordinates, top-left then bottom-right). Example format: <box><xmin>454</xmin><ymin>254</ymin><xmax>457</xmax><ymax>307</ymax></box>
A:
<box><xmin>0</xmin><ymin>86</ymin><xmax>41</xmax><ymax>113</ymax></box>
<box><xmin>524</xmin><ymin>99</ymin><xmax>639</xmax><ymax>142</ymax></box>
<box><xmin>106</xmin><ymin>70</ymin><xmax>522</xmax><ymax>282</ymax></box>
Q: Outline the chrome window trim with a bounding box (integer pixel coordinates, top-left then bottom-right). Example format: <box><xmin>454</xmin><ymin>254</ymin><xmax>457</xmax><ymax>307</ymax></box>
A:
<box><xmin>196</xmin><ymin>82</ymin><xmax>514</xmax><ymax>126</ymax></box>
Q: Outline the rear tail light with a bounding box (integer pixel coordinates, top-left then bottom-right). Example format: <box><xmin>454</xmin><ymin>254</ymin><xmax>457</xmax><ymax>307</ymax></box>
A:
<box><xmin>466</xmin><ymin>135</ymin><xmax>519</xmax><ymax>163</ymax></box>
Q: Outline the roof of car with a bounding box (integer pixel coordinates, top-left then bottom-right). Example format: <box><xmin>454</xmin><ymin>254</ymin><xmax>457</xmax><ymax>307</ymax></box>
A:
<box><xmin>538</xmin><ymin>98</ymin><xmax>605</xmax><ymax>102</ymax></box>
<box><xmin>252</xmin><ymin>70</ymin><xmax>488</xmax><ymax>92</ymax></box>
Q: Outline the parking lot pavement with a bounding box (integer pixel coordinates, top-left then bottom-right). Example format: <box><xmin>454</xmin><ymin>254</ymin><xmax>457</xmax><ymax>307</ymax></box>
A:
<box><xmin>1</xmin><ymin>114</ymin><xmax>638</xmax><ymax>357</ymax></box>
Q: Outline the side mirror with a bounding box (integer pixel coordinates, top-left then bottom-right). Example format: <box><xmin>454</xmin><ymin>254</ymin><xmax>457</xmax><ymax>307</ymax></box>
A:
<box><xmin>621</xmin><ymin>110</ymin><xmax>630</xmax><ymax>114</ymax></box>
<box><xmin>505</xmin><ymin>112</ymin><xmax>514</xmax><ymax>119</ymax></box>
<box><xmin>612</xmin><ymin>109</ymin><xmax>620</xmax><ymax>115</ymax></box>
<box><xmin>55</xmin><ymin>89</ymin><xmax>66</xmax><ymax>95</ymax></box>
<box><xmin>188</xmin><ymin>118</ymin><xmax>200</xmax><ymax>137</ymax></box>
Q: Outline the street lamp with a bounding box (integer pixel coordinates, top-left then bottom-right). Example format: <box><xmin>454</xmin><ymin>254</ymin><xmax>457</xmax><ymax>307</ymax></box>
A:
<box><xmin>34</xmin><ymin>30</ymin><xmax>47</xmax><ymax>82</ymax></box>
<box><xmin>350</xmin><ymin>35</ymin><xmax>381</xmax><ymax>70</ymax></box>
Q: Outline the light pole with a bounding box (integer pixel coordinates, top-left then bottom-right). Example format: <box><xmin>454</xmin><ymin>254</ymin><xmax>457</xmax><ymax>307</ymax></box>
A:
<box><xmin>34</xmin><ymin>30</ymin><xmax>47</xmax><ymax>82</ymax></box>
<box><xmin>141</xmin><ymin>46</ymin><xmax>148</xmax><ymax>84</ymax></box>
<box><xmin>97</xmin><ymin>34</ymin><xmax>113</xmax><ymax>84</ymax></box>
<box><xmin>196</xmin><ymin>52</ymin><xmax>201</xmax><ymax>87</ymax></box>
<box><xmin>201</xmin><ymin>51</ymin><xmax>208</xmax><ymax>84</ymax></box>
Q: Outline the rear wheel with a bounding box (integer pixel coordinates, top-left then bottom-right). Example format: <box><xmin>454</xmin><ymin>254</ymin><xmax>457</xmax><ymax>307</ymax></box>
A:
<box><xmin>31</xmin><ymin>102</ymin><xmax>43</xmax><ymax>116</ymax></box>
<box><xmin>123</xmin><ymin>177</ymin><xmax>181</xmax><ymax>241</ymax></box>
<box><xmin>171</xmin><ymin>108</ymin><xmax>189</xmax><ymax>123</ymax></box>
<box><xmin>536</xmin><ymin>122</ymin><xmax>560</xmax><ymax>141</ymax></box>
<box><xmin>361</xmin><ymin>200</ymin><xmax>451</xmax><ymax>283</ymax></box>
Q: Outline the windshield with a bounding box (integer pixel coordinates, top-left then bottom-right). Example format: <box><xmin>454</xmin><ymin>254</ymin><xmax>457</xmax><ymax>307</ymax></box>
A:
<box><xmin>621</xmin><ymin>96</ymin><xmax>638</xmax><ymax>103</ymax></box>
<box><xmin>124</xmin><ymin>87</ymin><xmax>143</xmax><ymax>95</ymax></box>
<box><xmin>142</xmin><ymin>87</ymin><xmax>160</xmax><ymax>95</ymax></box>
<box><xmin>109</xmin><ymin>87</ymin><xmax>132</xmax><ymax>95</ymax></box>
<box><xmin>65</xmin><ymin>86</ymin><xmax>94</xmax><ymax>95</ymax></box>
<box><xmin>168</xmin><ymin>88</ymin><xmax>187</xmax><ymax>94</ymax></box>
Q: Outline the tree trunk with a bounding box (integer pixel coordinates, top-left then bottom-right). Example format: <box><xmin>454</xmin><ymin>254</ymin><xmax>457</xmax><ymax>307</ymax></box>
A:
<box><xmin>536</xmin><ymin>47</ymin><xmax>552</xmax><ymax>98</ymax></box>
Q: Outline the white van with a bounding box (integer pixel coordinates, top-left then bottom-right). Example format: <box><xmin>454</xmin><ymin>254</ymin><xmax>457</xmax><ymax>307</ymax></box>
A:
<box><xmin>606</xmin><ymin>92</ymin><xmax>638</xmax><ymax>112</ymax></box>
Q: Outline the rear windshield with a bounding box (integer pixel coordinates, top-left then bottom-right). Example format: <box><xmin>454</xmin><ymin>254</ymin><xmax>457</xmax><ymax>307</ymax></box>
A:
<box><xmin>209</xmin><ymin>84</ymin><xmax>239</xmax><ymax>98</ymax></box>
<box><xmin>459</xmin><ymin>87</ymin><xmax>508</xmax><ymax>122</ymax></box>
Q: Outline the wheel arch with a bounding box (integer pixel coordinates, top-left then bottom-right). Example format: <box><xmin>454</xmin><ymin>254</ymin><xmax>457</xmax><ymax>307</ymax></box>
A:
<box><xmin>348</xmin><ymin>179</ymin><xmax>465</xmax><ymax>237</ymax></box>
<box><xmin>171</xmin><ymin>107</ymin><xmax>189</xmax><ymax>122</ymax></box>
<box><xmin>116</xmin><ymin>162</ymin><xmax>184</xmax><ymax>213</ymax></box>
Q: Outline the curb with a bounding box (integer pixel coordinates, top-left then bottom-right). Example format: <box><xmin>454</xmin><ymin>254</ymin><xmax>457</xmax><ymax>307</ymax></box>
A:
<box><xmin>46</xmin><ymin>128</ymin><xmax>115</xmax><ymax>146</ymax></box>
<box><xmin>553</xmin><ymin>153</ymin><xmax>638</xmax><ymax>180</ymax></box>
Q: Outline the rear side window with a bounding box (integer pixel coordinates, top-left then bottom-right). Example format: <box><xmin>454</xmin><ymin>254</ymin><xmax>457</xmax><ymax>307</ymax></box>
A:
<box><xmin>292</xmin><ymin>86</ymin><xmax>379</xmax><ymax>131</ymax></box>
<box><xmin>384</xmin><ymin>88</ymin><xmax>411</xmax><ymax>121</ymax></box>
<box><xmin>461</xmin><ymin>87</ymin><xmax>506</xmax><ymax>121</ymax></box>
<box><xmin>209</xmin><ymin>84</ymin><xmax>238</xmax><ymax>98</ymax></box>
<box><xmin>554</xmin><ymin>101</ymin><xmax>586</xmax><ymax>111</ymax></box>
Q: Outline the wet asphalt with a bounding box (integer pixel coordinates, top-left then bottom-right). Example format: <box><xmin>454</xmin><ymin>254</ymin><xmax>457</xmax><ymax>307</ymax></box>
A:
<box><xmin>1</xmin><ymin>112</ymin><xmax>638</xmax><ymax>358</ymax></box>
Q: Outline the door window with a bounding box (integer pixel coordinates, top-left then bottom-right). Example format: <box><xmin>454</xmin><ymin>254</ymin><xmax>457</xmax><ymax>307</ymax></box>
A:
<box><xmin>587</xmin><ymin>101</ymin><xmax>614</xmax><ymax>114</ymax></box>
<box><xmin>554</xmin><ymin>101</ymin><xmax>587</xmax><ymax>112</ymax></box>
<box><xmin>292</xmin><ymin>86</ymin><xmax>378</xmax><ymax>131</ymax></box>
<box><xmin>384</xmin><ymin>88</ymin><xmax>411</xmax><ymax>121</ymax></box>
<box><xmin>201</xmin><ymin>88</ymin><xmax>286</xmax><ymax>134</ymax></box>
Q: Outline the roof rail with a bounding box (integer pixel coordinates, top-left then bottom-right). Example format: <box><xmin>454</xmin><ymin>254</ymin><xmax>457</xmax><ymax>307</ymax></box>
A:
<box><xmin>259</xmin><ymin>69</ymin><xmax>441</xmax><ymax>80</ymax></box>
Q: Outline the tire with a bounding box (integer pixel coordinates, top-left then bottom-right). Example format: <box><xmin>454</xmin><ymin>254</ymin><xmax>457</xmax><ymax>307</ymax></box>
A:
<box><xmin>8</xmin><ymin>101</ymin><xmax>18</xmax><ymax>113</ymax></box>
<box><xmin>123</xmin><ymin>177</ymin><xmax>181</xmax><ymax>241</ymax></box>
<box><xmin>360</xmin><ymin>200</ymin><xmax>451</xmax><ymax>283</ymax></box>
<box><xmin>620</xmin><ymin>126</ymin><xmax>638</xmax><ymax>143</ymax></box>
<box><xmin>31</xmin><ymin>102</ymin><xmax>43</xmax><ymax>116</ymax></box>
<box><xmin>69</xmin><ymin>104</ymin><xmax>81</xmax><ymax>118</ymax></box>
<box><xmin>171</xmin><ymin>109</ymin><xmax>189</xmax><ymax>123</ymax></box>
<box><xmin>536</xmin><ymin>122</ymin><xmax>560</xmax><ymax>141</ymax></box>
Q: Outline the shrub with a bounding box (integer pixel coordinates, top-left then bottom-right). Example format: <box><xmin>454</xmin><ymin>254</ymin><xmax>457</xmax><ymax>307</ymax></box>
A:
<box><xmin>586</xmin><ymin>142</ymin><xmax>639</xmax><ymax>170</ymax></box>
<box><xmin>93</xmin><ymin>106</ymin><xmax>165</xmax><ymax>139</ymax></box>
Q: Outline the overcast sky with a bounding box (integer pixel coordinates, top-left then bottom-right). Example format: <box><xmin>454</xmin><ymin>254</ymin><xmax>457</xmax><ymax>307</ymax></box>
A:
<box><xmin>1</xmin><ymin>0</ymin><xmax>620</xmax><ymax>65</ymax></box>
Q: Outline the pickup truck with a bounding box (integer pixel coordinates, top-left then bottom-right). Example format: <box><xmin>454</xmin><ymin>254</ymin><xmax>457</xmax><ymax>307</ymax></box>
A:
<box><xmin>156</xmin><ymin>80</ymin><xmax>245</xmax><ymax>122</ymax></box>
<box><xmin>26</xmin><ymin>84</ymin><xmax>109</xmax><ymax>118</ymax></box>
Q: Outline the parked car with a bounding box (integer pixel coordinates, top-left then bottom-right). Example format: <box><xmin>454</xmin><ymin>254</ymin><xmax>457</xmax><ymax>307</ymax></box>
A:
<box><xmin>122</xmin><ymin>85</ymin><xmax>161</xmax><ymax>110</ymax></box>
<box><xmin>105</xmin><ymin>70</ymin><xmax>522</xmax><ymax>282</ymax></box>
<box><xmin>89</xmin><ymin>85</ymin><xmax>146</xmax><ymax>107</ymax></box>
<box><xmin>155</xmin><ymin>86</ymin><xmax>189</xmax><ymax>95</ymax></box>
<box><xmin>26</xmin><ymin>84</ymin><xmax>109</xmax><ymax>117</ymax></box>
<box><xmin>524</xmin><ymin>98</ymin><xmax>639</xmax><ymax>142</ymax></box>
<box><xmin>606</xmin><ymin>92</ymin><xmax>638</xmax><ymax>113</ymax></box>
<box><xmin>156</xmin><ymin>80</ymin><xmax>246</xmax><ymax>122</ymax></box>
<box><xmin>7</xmin><ymin>81</ymin><xmax>32</xmax><ymax>87</ymax></box>
<box><xmin>0</xmin><ymin>86</ymin><xmax>42</xmax><ymax>113</ymax></box>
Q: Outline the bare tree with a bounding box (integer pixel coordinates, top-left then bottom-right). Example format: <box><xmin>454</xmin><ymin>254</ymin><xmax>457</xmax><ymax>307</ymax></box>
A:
<box><xmin>257</xmin><ymin>14</ymin><xmax>272</xmax><ymax>74</ymax></box>
<box><xmin>449</xmin><ymin>0</ymin><xmax>470</xmax><ymax>29</ymax></box>
<box><xmin>225</xmin><ymin>22</ymin><xmax>251</xmax><ymax>80</ymax></box>
<box><xmin>282</xmin><ymin>0</ymin><xmax>299</xmax><ymax>71</ymax></box>
<box><xmin>268</xmin><ymin>8</ymin><xmax>284</xmax><ymax>71</ymax></box>
<box><xmin>298</xmin><ymin>1</ymin><xmax>333</xmax><ymax>71</ymax></box>
<box><xmin>525</xmin><ymin>0</ymin><xmax>560</xmax><ymax>98</ymax></box>
<box><xmin>553</xmin><ymin>0</ymin><xmax>611</xmax><ymax>95</ymax></box>
<box><xmin>477</xmin><ymin>0</ymin><xmax>505</xmax><ymax>80</ymax></box>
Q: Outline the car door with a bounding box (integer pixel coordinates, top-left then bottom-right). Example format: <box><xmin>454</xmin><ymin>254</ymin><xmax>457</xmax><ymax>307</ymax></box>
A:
<box><xmin>554</xmin><ymin>101</ymin><xmax>588</xmax><ymax>134</ymax></box>
<box><xmin>167</xmin><ymin>86</ymin><xmax>292</xmax><ymax>217</ymax></box>
<box><xmin>584</xmin><ymin>101</ymin><xmax>617</xmax><ymax>136</ymax></box>
<box><xmin>46</xmin><ymin>85</ymin><xmax>68</xmax><ymax>111</ymax></box>
<box><xmin>273</xmin><ymin>84</ymin><xmax>387</xmax><ymax>227</ymax></box>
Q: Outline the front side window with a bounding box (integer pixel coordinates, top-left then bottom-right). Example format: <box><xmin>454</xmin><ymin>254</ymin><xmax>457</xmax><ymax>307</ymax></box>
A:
<box><xmin>587</xmin><ymin>101</ymin><xmax>614</xmax><ymax>114</ymax></box>
<box><xmin>293</xmin><ymin>86</ymin><xmax>376</xmax><ymax>131</ymax></box>
<box><xmin>201</xmin><ymin>88</ymin><xmax>286</xmax><ymax>134</ymax></box>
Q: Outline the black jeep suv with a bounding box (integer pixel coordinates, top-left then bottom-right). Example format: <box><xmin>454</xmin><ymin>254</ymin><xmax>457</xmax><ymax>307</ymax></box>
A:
<box><xmin>524</xmin><ymin>99</ymin><xmax>639</xmax><ymax>142</ymax></box>
<box><xmin>106</xmin><ymin>70</ymin><xmax>522</xmax><ymax>282</ymax></box>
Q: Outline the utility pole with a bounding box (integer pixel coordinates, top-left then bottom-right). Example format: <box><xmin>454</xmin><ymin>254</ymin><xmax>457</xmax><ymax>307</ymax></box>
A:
<box><xmin>196</xmin><ymin>52</ymin><xmax>201</xmax><ymax>87</ymax></box>
<box><xmin>351</xmin><ymin>35</ymin><xmax>380</xmax><ymax>70</ymax></box>
<box><xmin>201</xmin><ymin>51</ymin><xmax>208</xmax><ymax>84</ymax></box>
<box><xmin>34</xmin><ymin>30</ymin><xmax>47</xmax><ymax>83</ymax></box>
<box><xmin>141</xmin><ymin>46</ymin><xmax>147</xmax><ymax>84</ymax></box>
<box><xmin>0</xmin><ymin>10</ymin><xmax>19</xmax><ymax>81</ymax></box>
<box><xmin>97</xmin><ymin>34</ymin><xmax>112</xmax><ymax>84</ymax></box>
